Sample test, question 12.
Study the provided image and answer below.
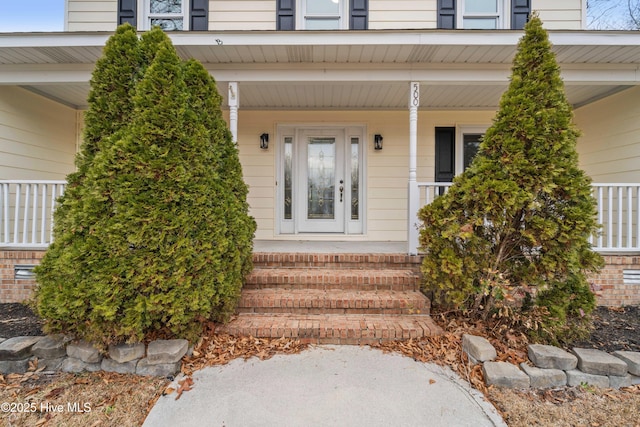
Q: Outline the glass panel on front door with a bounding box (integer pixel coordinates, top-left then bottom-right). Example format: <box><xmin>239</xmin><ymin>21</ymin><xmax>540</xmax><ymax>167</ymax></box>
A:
<box><xmin>350</xmin><ymin>137</ymin><xmax>359</xmax><ymax>220</ymax></box>
<box><xmin>284</xmin><ymin>137</ymin><xmax>293</xmax><ymax>220</ymax></box>
<box><xmin>307</xmin><ymin>137</ymin><xmax>336</xmax><ymax>220</ymax></box>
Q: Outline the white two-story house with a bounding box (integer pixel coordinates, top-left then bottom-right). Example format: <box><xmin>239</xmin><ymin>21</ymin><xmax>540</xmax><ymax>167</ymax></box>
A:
<box><xmin>1</xmin><ymin>1</ymin><xmax>639</xmax><ymax>306</ymax></box>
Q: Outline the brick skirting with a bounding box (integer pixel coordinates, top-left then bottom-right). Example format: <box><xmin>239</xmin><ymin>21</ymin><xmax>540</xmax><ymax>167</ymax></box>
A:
<box><xmin>589</xmin><ymin>255</ymin><xmax>640</xmax><ymax>307</ymax></box>
<box><xmin>0</xmin><ymin>250</ymin><xmax>45</xmax><ymax>303</ymax></box>
<box><xmin>1</xmin><ymin>250</ymin><xmax>638</xmax><ymax>307</ymax></box>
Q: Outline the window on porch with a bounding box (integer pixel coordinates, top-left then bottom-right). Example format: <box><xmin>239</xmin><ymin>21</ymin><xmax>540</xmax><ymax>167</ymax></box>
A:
<box><xmin>462</xmin><ymin>133</ymin><xmax>483</xmax><ymax>170</ymax></box>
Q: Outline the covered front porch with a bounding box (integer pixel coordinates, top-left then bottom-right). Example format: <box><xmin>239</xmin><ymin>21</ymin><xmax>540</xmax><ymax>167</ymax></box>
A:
<box><xmin>2</xmin><ymin>30</ymin><xmax>640</xmax><ymax>252</ymax></box>
<box><xmin>1</xmin><ymin>29</ymin><xmax>640</xmax><ymax>307</ymax></box>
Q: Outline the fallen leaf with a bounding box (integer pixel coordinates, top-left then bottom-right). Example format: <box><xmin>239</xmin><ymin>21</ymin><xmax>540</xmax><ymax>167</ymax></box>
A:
<box><xmin>45</xmin><ymin>387</ymin><xmax>65</xmax><ymax>399</ymax></box>
<box><xmin>175</xmin><ymin>377</ymin><xmax>194</xmax><ymax>400</ymax></box>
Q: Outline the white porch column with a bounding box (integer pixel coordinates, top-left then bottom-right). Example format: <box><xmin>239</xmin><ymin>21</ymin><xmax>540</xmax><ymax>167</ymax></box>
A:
<box><xmin>228</xmin><ymin>82</ymin><xmax>239</xmax><ymax>143</ymax></box>
<box><xmin>408</xmin><ymin>81</ymin><xmax>420</xmax><ymax>255</ymax></box>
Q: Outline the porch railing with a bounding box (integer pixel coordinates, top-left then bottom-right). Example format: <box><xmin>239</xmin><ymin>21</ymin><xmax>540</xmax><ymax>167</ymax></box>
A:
<box><xmin>591</xmin><ymin>184</ymin><xmax>640</xmax><ymax>252</ymax></box>
<box><xmin>0</xmin><ymin>180</ymin><xmax>67</xmax><ymax>248</ymax></box>
<box><xmin>1</xmin><ymin>180</ymin><xmax>638</xmax><ymax>253</ymax></box>
<box><xmin>416</xmin><ymin>182</ymin><xmax>640</xmax><ymax>253</ymax></box>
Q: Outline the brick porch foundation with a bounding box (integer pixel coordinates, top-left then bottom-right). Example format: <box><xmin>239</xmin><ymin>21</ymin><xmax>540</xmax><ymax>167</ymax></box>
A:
<box><xmin>589</xmin><ymin>255</ymin><xmax>640</xmax><ymax>307</ymax></box>
<box><xmin>0</xmin><ymin>250</ymin><xmax>45</xmax><ymax>303</ymax></box>
<box><xmin>1</xmin><ymin>250</ymin><xmax>638</xmax><ymax>307</ymax></box>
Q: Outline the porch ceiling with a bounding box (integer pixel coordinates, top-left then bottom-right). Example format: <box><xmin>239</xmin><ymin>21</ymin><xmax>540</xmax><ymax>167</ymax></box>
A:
<box><xmin>1</xmin><ymin>29</ymin><xmax>639</xmax><ymax>110</ymax></box>
<box><xmin>16</xmin><ymin>81</ymin><xmax>632</xmax><ymax>111</ymax></box>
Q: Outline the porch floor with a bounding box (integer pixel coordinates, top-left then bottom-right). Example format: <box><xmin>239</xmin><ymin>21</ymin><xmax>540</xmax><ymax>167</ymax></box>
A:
<box><xmin>253</xmin><ymin>240</ymin><xmax>407</xmax><ymax>254</ymax></box>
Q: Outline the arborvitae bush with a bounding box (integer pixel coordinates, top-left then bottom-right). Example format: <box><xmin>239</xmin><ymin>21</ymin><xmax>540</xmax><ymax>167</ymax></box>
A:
<box><xmin>35</xmin><ymin>27</ymin><xmax>255</xmax><ymax>345</ymax></box>
<box><xmin>181</xmin><ymin>60</ymin><xmax>256</xmax><ymax>281</ymax></box>
<box><xmin>418</xmin><ymin>15</ymin><xmax>603</xmax><ymax>344</ymax></box>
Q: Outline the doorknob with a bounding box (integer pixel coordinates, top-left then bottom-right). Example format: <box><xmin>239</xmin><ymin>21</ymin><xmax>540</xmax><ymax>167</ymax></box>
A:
<box><xmin>339</xmin><ymin>180</ymin><xmax>344</xmax><ymax>202</ymax></box>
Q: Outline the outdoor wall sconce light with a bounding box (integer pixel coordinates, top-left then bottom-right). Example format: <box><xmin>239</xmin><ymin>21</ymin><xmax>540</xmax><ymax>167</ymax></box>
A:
<box><xmin>374</xmin><ymin>134</ymin><xmax>383</xmax><ymax>150</ymax></box>
<box><xmin>260</xmin><ymin>133</ymin><xmax>269</xmax><ymax>149</ymax></box>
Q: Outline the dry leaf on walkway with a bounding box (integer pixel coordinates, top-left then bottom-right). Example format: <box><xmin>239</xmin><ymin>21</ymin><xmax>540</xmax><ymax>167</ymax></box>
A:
<box><xmin>175</xmin><ymin>377</ymin><xmax>194</xmax><ymax>400</ymax></box>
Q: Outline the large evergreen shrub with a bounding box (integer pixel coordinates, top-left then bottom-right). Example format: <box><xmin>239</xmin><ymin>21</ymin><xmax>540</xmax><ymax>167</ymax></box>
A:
<box><xmin>35</xmin><ymin>27</ymin><xmax>255</xmax><ymax>345</ymax></box>
<box><xmin>418</xmin><ymin>15</ymin><xmax>603</xmax><ymax>344</ymax></box>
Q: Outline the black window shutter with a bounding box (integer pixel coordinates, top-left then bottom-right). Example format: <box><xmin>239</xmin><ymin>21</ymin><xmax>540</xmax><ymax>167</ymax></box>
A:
<box><xmin>190</xmin><ymin>0</ymin><xmax>208</xmax><ymax>30</ymax></box>
<box><xmin>511</xmin><ymin>0</ymin><xmax>530</xmax><ymax>29</ymax></box>
<box><xmin>435</xmin><ymin>127</ymin><xmax>456</xmax><ymax>183</ymax></box>
<box><xmin>117</xmin><ymin>0</ymin><xmax>137</xmax><ymax>27</ymax></box>
<box><xmin>350</xmin><ymin>0</ymin><xmax>368</xmax><ymax>30</ymax></box>
<box><xmin>437</xmin><ymin>0</ymin><xmax>456</xmax><ymax>29</ymax></box>
<box><xmin>277</xmin><ymin>0</ymin><xmax>296</xmax><ymax>30</ymax></box>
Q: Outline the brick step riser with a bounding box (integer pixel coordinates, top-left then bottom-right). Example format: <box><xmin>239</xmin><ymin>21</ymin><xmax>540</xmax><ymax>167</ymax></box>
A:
<box><xmin>245</xmin><ymin>269</ymin><xmax>421</xmax><ymax>291</ymax></box>
<box><xmin>252</xmin><ymin>254</ymin><xmax>422</xmax><ymax>272</ymax></box>
<box><xmin>253</xmin><ymin>262</ymin><xmax>421</xmax><ymax>271</ymax></box>
<box><xmin>243</xmin><ymin>283</ymin><xmax>420</xmax><ymax>292</ymax></box>
<box><xmin>216</xmin><ymin>330</ymin><xmax>430</xmax><ymax>345</ymax></box>
<box><xmin>218</xmin><ymin>315</ymin><xmax>441</xmax><ymax>345</ymax></box>
<box><xmin>238</xmin><ymin>297</ymin><xmax>427</xmax><ymax>312</ymax></box>
<box><xmin>238</xmin><ymin>307</ymin><xmax>425</xmax><ymax>315</ymax></box>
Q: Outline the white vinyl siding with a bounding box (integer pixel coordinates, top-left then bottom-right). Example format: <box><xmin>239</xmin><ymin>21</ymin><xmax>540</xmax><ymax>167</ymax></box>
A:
<box><xmin>535</xmin><ymin>0</ymin><xmax>584</xmax><ymax>30</ymax></box>
<box><xmin>0</xmin><ymin>87</ymin><xmax>77</xmax><ymax>180</ymax></box>
<box><xmin>66</xmin><ymin>0</ymin><xmax>118</xmax><ymax>31</ymax></box>
<box><xmin>369</xmin><ymin>0</ymin><xmax>437</xmax><ymax>30</ymax></box>
<box><xmin>575</xmin><ymin>86</ymin><xmax>640</xmax><ymax>183</ymax></box>
<box><xmin>234</xmin><ymin>109</ymin><xmax>495</xmax><ymax>241</ymax></box>
<box><xmin>370</xmin><ymin>0</ymin><xmax>584</xmax><ymax>30</ymax></box>
<box><xmin>63</xmin><ymin>0</ymin><xmax>585</xmax><ymax>31</ymax></box>
<box><xmin>210</xmin><ymin>0</ymin><xmax>275</xmax><ymax>30</ymax></box>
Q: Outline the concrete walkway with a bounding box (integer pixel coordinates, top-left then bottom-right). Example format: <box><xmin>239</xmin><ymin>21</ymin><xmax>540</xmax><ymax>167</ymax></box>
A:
<box><xmin>143</xmin><ymin>345</ymin><xmax>506</xmax><ymax>427</ymax></box>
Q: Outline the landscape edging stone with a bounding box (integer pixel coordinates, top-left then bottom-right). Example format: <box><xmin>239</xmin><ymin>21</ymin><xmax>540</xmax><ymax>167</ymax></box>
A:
<box><xmin>464</xmin><ymin>335</ymin><xmax>637</xmax><ymax>390</ymax></box>
<box><xmin>0</xmin><ymin>336</ymin><xmax>187</xmax><ymax>377</ymax></box>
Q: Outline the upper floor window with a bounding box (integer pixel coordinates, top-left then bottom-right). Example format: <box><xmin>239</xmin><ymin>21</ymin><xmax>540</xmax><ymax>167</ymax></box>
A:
<box><xmin>301</xmin><ymin>0</ymin><xmax>347</xmax><ymax>30</ymax></box>
<box><xmin>437</xmin><ymin>0</ymin><xmax>530</xmax><ymax>30</ymax></box>
<box><xmin>276</xmin><ymin>0</ymin><xmax>368</xmax><ymax>31</ymax></box>
<box><xmin>146</xmin><ymin>0</ymin><xmax>187</xmax><ymax>31</ymax></box>
<box><xmin>117</xmin><ymin>0</ymin><xmax>208</xmax><ymax>31</ymax></box>
<box><xmin>460</xmin><ymin>0</ymin><xmax>502</xmax><ymax>29</ymax></box>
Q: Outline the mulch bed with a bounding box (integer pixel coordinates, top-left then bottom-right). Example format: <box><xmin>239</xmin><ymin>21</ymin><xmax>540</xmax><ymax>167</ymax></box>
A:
<box><xmin>1</xmin><ymin>302</ymin><xmax>638</xmax><ymax>352</ymax></box>
<box><xmin>569</xmin><ymin>305</ymin><xmax>640</xmax><ymax>352</ymax></box>
<box><xmin>0</xmin><ymin>303</ymin><xmax>45</xmax><ymax>338</ymax></box>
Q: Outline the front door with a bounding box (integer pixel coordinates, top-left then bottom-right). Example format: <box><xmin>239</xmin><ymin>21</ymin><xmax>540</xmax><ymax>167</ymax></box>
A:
<box><xmin>298</xmin><ymin>129</ymin><xmax>345</xmax><ymax>232</ymax></box>
<box><xmin>278</xmin><ymin>126</ymin><xmax>365</xmax><ymax>235</ymax></box>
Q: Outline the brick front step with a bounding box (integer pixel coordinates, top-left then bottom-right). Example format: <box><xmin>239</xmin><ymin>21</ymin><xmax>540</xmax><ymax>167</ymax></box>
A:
<box><xmin>253</xmin><ymin>252</ymin><xmax>422</xmax><ymax>271</ymax></box>
<box><xmin>238</xmin><ymin>289</ymin><xmax>429</xmax><ymax>315</ymax></box>
<box><xmin>245</xmin><ymin>268</ymin><xmax>420</xmax><ymax>291</ymax></box>
<box><xmin>217</xmin><ymin>313</ymin><xmax>443</xmax><ymax>345</ymax></box>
